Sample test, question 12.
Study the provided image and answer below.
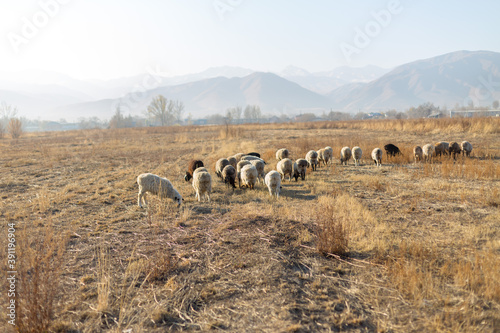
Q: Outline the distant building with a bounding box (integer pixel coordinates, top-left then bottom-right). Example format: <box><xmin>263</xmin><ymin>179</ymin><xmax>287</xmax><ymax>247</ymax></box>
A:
<box><xmin>363</xmin><ymin>112</ymin><xmax>383</xmax><ymax>119</ymax></box>
<box><xmin>450</xmin><ymin>110</ymin><xmax>500</xmax><ymax>117</ymax></box>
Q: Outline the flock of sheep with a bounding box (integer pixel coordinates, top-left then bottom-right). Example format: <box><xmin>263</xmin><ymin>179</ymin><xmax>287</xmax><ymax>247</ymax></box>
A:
<box><xmin>136</xmin><ymin>140</ymin><xmax>473</xmax><ymax>207</ymax></box>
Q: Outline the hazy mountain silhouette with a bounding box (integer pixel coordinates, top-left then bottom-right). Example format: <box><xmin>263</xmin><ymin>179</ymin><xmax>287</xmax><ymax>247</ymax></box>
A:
<box><xmin>326</xmin><ymin>50</ymin><xmax>500</xmax><ymax>111</ymax></box>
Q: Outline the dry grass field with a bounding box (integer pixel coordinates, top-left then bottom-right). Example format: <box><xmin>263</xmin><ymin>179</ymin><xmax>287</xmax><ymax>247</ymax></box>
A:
<box><xmin>1</xmin><ymin>118</ymin><xmax>499</xmax><ymax>332</ymax></box>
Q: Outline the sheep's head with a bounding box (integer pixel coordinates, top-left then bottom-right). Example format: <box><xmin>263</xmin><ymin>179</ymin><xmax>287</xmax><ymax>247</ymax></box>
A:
<box><xmin>184</xmin><ymin>172</ymin><xmax>192</xmax><ymax>182</ymax></box>
<box><xmin>173</xmin><ymin>195</ymin><xmax>183</xmax><ymax>206</ymax></box>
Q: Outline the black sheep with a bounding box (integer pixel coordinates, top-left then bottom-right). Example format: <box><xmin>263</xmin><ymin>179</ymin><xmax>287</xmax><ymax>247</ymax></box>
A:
<box><xmin>384</xmin><ymin>144</ymin><xmax>401</xmax><ymax>157</ymax></box>
<box><xmin>246</xmin><ymin>152</ymin><xmax>261</xmax><ymax>158</ymax></box>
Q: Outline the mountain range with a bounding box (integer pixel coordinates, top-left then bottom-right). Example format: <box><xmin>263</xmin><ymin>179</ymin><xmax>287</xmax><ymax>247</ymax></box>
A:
<box><xmin>1</xmin><ymin>50</ymin><xmax>499</xmax><ymax>121</ymax></box>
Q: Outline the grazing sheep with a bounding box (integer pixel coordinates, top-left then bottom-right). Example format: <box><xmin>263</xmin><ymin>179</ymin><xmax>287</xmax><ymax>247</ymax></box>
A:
<box><xmin>293</xmin><ymin>158</ymin><xmax>309</xmax><ymax>181</ymax></box>
<box><xmin>184</xmin><ymin>160</ymin><xmax>204</xmax><ymax>182</ymax></box>
<box><xmin>413</xmin><ymin>146</ymin><xmax>423</xmax><ymax>163</ymax></box>
<box><xmin>434</xmin><ymin>141</ymin><xmax>449</xmax><ymax>157</ymax></box>
<box><xmin>250</xmin><ymin>159</ymin><xmax>266</xmax><ymax>183</ymax></box>
<box><xmin>215</xmin><ymin>158</ymin><xmax>230</xmax><ymax>179</ymax></box>
<box><xmin>240</xmin><ymin>164</ymin><xmax>258</xmax><ymax>189</ymax></box>
<box><xmin>137</xmin><ymin>173</ymin><xmax>182</xmax><ymax>208</ymax></box>
<box><xmin>277</xmin><ymin>158</ymin><xmax>293</xmax><ymax>181</ymax></box>
<box><xmin>221</xmin><ymin>165</ymin><xmax>236</xmax><ymax>189</ymax></box>
<box><xmin>237</xmin><ymin>160</ymin><xmax>252</xmax><ymax>187</ymax></box>
<box><xmin>246</xmin><ymin>152</ymin><xmax>261</xmax><ymax>158</ymax></box>
<box><xmin>317</xmin><ymin>148</ymin><xmax>326</xmax><ymax>167</ymax></box>
<box><xmin>384</xmin><ymin>144</ymin><xmax>401</xmax><ymax>157</ymax></box>
<box><xmin>371</xmin><ymin>148</ymin><xmax>382</xmax><ymax>166</ymax></box>
<box><xmin>233</xmin><ymin>153</ymin><xmax>246</xmax><ymax>162</ymax></box>
<box><xmin>276</xmin><ymin>148</ymin><xmax>289</xmax><ymax>161</ymax></box>
<box><xmin>193</xmin><ymin>167</ymin><xmax>208</xmax><ymax>175</ymax></box>
<box><xmin>324</xmin><ymin>146</ymin><xmax>334</xmax><ymax>165</ymax></box>
<box><xmin>264</xmin><ymin>170</ymin><xmax>281</xmax><ymax>198</ymax></box>
<box><xmin>227</xmin><ymin>156</ymin><xmax>237</xmax><ymax>169</ymax></box>
<box><xmin>192</xmin><ymin>170</ymin><xmax>212</xmax><ymax>202</ymax></box>
<box><xmin>306</xmin><ymin>150</ymin><xmax>318</xmax><ymax>171</ymax></box>
<box><xmin>461</xmin><ymin>141</ymin><xmax>472</xmax><ymax>157</ymax></box>
<box><xmin>241</xmin><ymin>155</ymin><xmax>265</xmax><ymax>163</ymax></box>
<box><xmin>422</xmin><ymin>144</ymin><xmax>435</xmax><ymax>163</ymax></box>
<box><xmin>352</xmin><ymin>146</ymin><xmax>362</xmax><ymax>166</ymax></box>
<box><xmin>340</xmin><ymin>147</ymin><xmax>352</xmax><ymax>165</ymax></box>
<box><xmin>448</xmin><ymin>141</ymin><xmax>461</xmax><ymax>159</ymax></box>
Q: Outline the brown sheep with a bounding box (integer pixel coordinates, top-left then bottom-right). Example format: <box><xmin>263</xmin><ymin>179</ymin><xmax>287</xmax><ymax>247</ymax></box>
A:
<box><xmin>448</xmin><ymin>141</ymin><xmax>461</xmax><ymax>159</ymax></box>
<box><xmin>184</xmin><ymin>160</ymin><xmax>204</xmax><ymax>182</ymax></box>
<box><xmin>413</xmin><ymin>146</ymin><xmax>423</xmax><ymax>163</ymax></box>
<box><xmin>434</xmin><ymin>141</ymin><xmax>449</xmax><ymax>157</ymax></box>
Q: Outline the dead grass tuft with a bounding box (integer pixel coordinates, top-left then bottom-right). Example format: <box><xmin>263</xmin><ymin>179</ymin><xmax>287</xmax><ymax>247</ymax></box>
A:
<box><xmin>16</xmin><ymin>223</ymin><xmax>67</xmax><ymax>333</ymax></box>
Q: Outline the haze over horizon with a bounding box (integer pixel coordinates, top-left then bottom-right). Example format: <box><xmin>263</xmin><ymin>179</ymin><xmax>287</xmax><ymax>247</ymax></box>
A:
<box><xmin>1</xmin><ymin>1</ymin><xmax>499</xmax><ymax>81</ymax></box>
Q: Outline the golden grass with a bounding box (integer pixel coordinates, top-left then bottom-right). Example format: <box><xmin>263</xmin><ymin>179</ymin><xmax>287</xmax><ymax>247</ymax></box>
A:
<box><xmin>15</xmin><ymin>223</ymin><xmax>67</xmax><ymax>333</ymax></box>
<box><xmin>0</xmin><ymin>117</ymin><xmax>498</xmax><ymax>332</ymax></box>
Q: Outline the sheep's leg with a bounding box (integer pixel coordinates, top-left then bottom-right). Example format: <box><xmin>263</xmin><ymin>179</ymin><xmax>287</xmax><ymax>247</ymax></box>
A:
<box><xmin>138</xmin><ymin>191</ymin><xmax>143</xmax><ymax>207</ymax></box>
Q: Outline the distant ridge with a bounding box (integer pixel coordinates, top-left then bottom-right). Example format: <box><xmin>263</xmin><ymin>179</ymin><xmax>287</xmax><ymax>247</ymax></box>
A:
<box><xmin>2</xmin><ymin>50</ymin><xmax>500</xmax><ymax>120</ymax></box>
<box><xmin>326</xmin><ymin>50</ymin><xmax>500</xmax><ymax>112</ymax></box>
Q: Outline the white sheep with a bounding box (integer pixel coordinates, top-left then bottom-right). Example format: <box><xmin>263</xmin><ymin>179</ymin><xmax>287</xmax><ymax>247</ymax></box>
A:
<box><xmin>317</xmin><ymin>148</ymin><xmax>327</xmax><ymax>167</ymax></box>
<box><xmin>461</xmin><ymin>141</ymin><xmax>473</xmax><ymax>157</ymax></box>
<box><xmin>277</xmin><ymin>158</ymin><xmax>293</xmax><ymax>181</ymax></box>
<box><xmin>241</xmin><ymin>155</ymin><xmax>265</xmax><ymax>163</ymax></box>
<box><xmin>192</xmin><ymin>170</ymin><xmax>212</xmax><ymax>202</ymax></box>
<box><xmin>324</xmin><ymin>146</ymin><xmax>334</xmax><ymax>165</ymax></box>
<box><xmin>305</xmin><ymin>150</ymin><xmax>318</xmax><ymax>171</ymax></box>
<box><xmin>371</xmin><ymin>148</ymin><xmax>382</xmax><ymax>167</ymax></box>
<box><xmin>422</xmin><ymin>144</ymin><xmax>435</xmax><ymax>163</ymax></box>
<box><xmin>233</xmin><ymin>153</ymin><xmax>246</xmax><ymax>162</ymax></box>
<box><xmin>264</xmin><ymin>170</ymin><xmax>281</xmax><ymax>198</ymax></box>
<box><xmin>276</xmin><ymin>148</ymin><xmax>289</xmax><ymax>161</ymax></box>
<box><xmin>240</xmin><ymin>164</ymin><xmax>258</xmax><ymax>189</ymax></box>
<box><xmin>340</xmin><ymin>147</ymin><xmax>352</xmax><ymax>165</ymax></box>
<box><xmin>137</xmin><ymin>173</ymin><xmax>182</xmax><ymax>208</ymax></box>
<box><xmin>352</xmin><ymin>146</ymin><xmax>362</xmax><ymax>166</ymax></box>
<box><xmin>250</xmin><ymin>159</ymin><xmax>266</xmax><ymax>184</ymax></box>
<box><xmin>237</xmin><ymin>160</ymin><xmax>252</xmax><ymax>188</ymax></box>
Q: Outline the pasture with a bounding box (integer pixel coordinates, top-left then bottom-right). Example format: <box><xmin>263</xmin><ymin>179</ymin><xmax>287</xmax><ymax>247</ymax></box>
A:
<box><xmin>1</xmin><ymin>118</ymin><xmax>499</xmax><ymax>332</ymax></box>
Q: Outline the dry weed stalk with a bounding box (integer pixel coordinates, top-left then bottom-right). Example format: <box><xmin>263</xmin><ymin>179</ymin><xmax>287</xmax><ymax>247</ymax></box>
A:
<box><xmin>96</xmin><ymin>243</ymin><xmax>111</xmax><ymax>313</ymax></box>
<box><xmin>16</xmin><ymin>223</ymin><xmax>67</xmax><ymax>333</ymax></box>
<box><xmin>315</xmin><ymin>196</ymin><xmax>349</xmax><ymax>256</ymax></box>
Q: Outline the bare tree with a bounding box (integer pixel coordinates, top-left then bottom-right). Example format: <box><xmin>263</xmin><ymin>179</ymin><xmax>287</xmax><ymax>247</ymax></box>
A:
<box><xmin>244</xmin><ymin>105</ymin><xmax>261</xmax><ymax>123</ymax></box>
<box><xmin>7</xmin><ymin>118</ymin><xmax>23</xmax><ymax>139</ymax></box>
<box><xmin>172</xmin><ymin>100</ymin><xmax>185</xmax><ymax>124</ymax></box>
<box><xmin>227</xmin><ymin>106</ymin><xmax>242</xmax><ymax>123</ymax></box>
<box><xmin>147</xmin><ymin>95</ymin><xmax>184</xmax><ymax>126</ymax></box>
<box><xmin>147</xmin><ymin>95</ymin><xmax>169</xmax><ymax>126</ymax></box>
<box><xmin>1</xmin><ymin>103</ymin><xmax>20</xmax><ymax>138</ymax></box>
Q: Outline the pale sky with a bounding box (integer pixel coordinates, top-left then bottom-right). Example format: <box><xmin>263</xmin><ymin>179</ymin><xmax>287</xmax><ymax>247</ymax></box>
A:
<box><xmin>1</xmin><ymin>0</ymin><xmax>499</xmax><ymax>80</ymax></box>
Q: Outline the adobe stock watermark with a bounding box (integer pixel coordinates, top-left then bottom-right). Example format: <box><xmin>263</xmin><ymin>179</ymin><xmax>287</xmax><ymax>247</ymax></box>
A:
<box><xmin>111</xmin><ymin>65</ymin><xmax>169</xmax><ymax>115</ymax></box>
<box><xmin>6</xmin><ymin>222</ymin><xmax>17</xmax><ymax>326</ymax></box>
<box><xmin>7</xmin><ymin>0</ymin><xmax>72</xmax><ymax>54</ymax></box>
<box><xmin>213</xmin><ymin>0</ymin><xmax>244</xmax><ymax>21</ymax></box>
<box><xmin>340</xmin><ymin>0</ymin><xmax>403</xmax><ymax>63</ymax></box>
